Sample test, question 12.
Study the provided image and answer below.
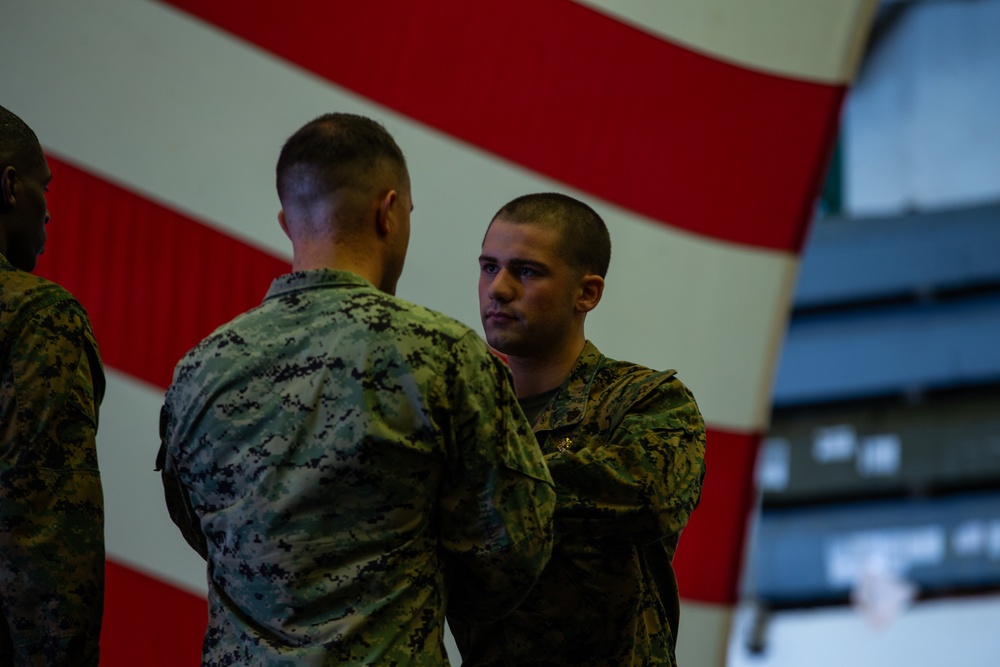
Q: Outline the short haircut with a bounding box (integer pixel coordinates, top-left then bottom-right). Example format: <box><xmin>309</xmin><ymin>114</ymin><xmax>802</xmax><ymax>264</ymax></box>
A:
<box><xmin>0</xmin><ymin>105</ymin><xmax>46</xmax><ymax>173</ymax></box>
<box><xmin>492</xmin><ymin>193</ymin><xmax>611</xmax><ymax>278</ymax></box>
<box><xmin>276</xmin><ymin>113</ymin><xmax>407</xmax><ymax>206</ymax></box>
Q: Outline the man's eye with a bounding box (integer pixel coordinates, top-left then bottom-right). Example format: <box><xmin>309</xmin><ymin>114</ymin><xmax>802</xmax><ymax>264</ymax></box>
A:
<box><xmin>481</xmin><ymin>263</ymin><xmax>498</xmax><ymax>274</ymax></box>
<box><xmin>520</xmin><ymin>267</ymin><xmax>537</xmax><ymax>277</ymax></box>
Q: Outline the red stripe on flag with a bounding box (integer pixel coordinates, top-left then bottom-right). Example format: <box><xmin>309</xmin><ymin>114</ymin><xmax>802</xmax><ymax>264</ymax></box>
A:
<box><xmin>35</xmin><ymin>155</ymin><xmax>290</xmax><ymax>390</ymax></box>
<box><xmin>675</xmin><ymin>428</ymin><xmax>761</xmax><ymax>604</ymax></box>
<box><xmin>103</xmin><ymin>560</ymin><xmax>206</xmax><ymax>666</ymax></box>
<box><xmin>159</xmin><ymin>0</ymin><xmax>843</xmax><ymax>252</ymax></box>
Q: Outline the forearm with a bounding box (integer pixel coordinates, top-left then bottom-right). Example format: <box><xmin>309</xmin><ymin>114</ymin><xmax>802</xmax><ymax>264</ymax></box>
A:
<box><xmin>440</xmin><ymin>333</ymin><xmax>555</xmax><ymax>621</ymax></box>
<box><xmin>445</xmin><ymin>513</ymin><xmax>554</xmax><ymax>623</ymax></box>
<box><xmin>547</xmin><ymin>404</ymin><xmax>706</xmax><ymax>542</ymax></box>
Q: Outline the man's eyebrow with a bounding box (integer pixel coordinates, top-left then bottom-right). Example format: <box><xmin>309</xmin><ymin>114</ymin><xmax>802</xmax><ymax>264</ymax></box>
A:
<box><xmin>479</xmin><ymin>256</ymin><xmax>548</xmax><ymax>271</ymax></box>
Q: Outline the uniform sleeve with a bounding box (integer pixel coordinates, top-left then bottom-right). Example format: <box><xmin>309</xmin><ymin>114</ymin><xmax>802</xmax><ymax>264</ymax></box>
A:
<box><xmin>547</xmin><ymin>376</ymin><xmax>706</xmax><ymax>544</ymax></box>
<box><xmin>0</xmin><ymin>299</ymin><xmax>105</xmax><ymax>666</ymax></box>
<box><xmin>156</xmin><ymin>400</ymin><xmax>208</xmax><ymax>560</ymax></box>
<box><xmin>438</xmin><ymin>333</ymin><xmax>556</xmax><ymax>624</ymax></box>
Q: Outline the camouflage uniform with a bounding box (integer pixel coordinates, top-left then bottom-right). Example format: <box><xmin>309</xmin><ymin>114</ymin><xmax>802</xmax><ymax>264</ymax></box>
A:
<box><xmin>0</xmin><ymin>254</ymin><xmax>106</xmax><ymax>666</ymax></box>
<box><xmin>450</xmin><ymin>341</ymin><xmax>706</xmax><ymax>667</ymax></box>
<box><xmin>158</xmin><ymin>269</ymin><xmax>555</xmax><ymax>666</ymax></box>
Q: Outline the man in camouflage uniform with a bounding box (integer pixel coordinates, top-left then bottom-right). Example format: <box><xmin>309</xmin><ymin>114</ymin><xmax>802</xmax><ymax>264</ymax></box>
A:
<box><xmin>450</xmin><ymin>193</ymin><xmax>707</xmax><ymax>666</ymax></box>
<box><xmin>0</xmin><ymin>105</ymin><xmax>106</xmax><ymax>665</ymax></box>
<box><xmin>157</xmin><ymin>113</ymin><xmax>555</xmax><ymax>666</ymax></box>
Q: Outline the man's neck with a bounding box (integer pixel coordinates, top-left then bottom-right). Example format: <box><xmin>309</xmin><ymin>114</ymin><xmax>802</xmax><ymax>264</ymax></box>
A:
<box><xmin>291</xmin><ymin>241</ymin><xmax>387</xmax><ymax>291</ymax></box>
<box><xmin>506</xmin><ymin>337</ymin><xmax>586</xmax><ymax>399</ymax></box>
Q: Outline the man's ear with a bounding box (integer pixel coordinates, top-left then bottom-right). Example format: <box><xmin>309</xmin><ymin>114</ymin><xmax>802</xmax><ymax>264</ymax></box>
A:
<box><xmin>277</xmin><ymin>210</ymin><xmax>290</xmax><ymax>239</ymax></box>
<box><xmin>575</xmin><ymin>273</ymin><xmax>605</xmax><ymax>314</ymax></box>
<box><xmin>1</xmin><ymin>166</ymin><xmax>16</xmax><ymax>210</ymax></box>
<box><xmin>376</xmin><ymin>189</ymin><xmax>398</xmax><ymax>237</ymax></box>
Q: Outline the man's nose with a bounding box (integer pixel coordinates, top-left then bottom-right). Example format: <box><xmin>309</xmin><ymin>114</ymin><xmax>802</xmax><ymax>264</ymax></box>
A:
<box><xmin>488</xmin><ymin>269</ymin><xmax>515</xmax><ymax>302</ymax></box>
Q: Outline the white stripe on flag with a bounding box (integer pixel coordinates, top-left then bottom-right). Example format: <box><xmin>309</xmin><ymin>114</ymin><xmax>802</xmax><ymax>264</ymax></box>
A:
<box><xmin>574</xmin><ymin>0</ymin><xmax>877</xmax><ymax>83</ymax></box>
<box><xmin>100</xmin><ymin>370</ymin><xmax>207</xmax><ymax>594</ymax></box>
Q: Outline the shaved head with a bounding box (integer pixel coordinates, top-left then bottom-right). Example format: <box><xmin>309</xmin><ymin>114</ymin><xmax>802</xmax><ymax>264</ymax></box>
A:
<box><xmin>276</xmin><ymin>113</ymin><xmax>408</xmax><ymax>237</ymax></box>
<box><xmin>0</xmin><ymin>105</ymin><xmax>46</xmax><ymax>176</ymax></box>
<box><xmin>489</xmin><ymin>192</ymin><xmax>611</xmax><ymax>278</ymax></box>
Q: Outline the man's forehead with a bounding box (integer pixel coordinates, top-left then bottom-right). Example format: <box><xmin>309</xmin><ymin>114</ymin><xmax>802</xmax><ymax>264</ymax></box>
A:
<box><xmin>486</xmin><ymin>218</ymin><xmax>560</xmax><ymax>243</ymax></box>
<box><xmin>482</xmin><ymin>219</ymin><xmax>564</xmax><ymax>264</ymax></box>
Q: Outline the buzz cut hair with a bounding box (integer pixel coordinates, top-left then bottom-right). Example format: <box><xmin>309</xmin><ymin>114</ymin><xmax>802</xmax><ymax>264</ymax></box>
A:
<box><xmin>276</xmin><ymin>112</ymin><xmax>407</xmax><ymax>205</ymax></box>
<box><xmin>0</xmin><ymin>105</ymin><xmax>46</xmax><ymax>174</ymax></box>
<box><xmin>491</xmin><ymin>192</ymin><xmax>611</xmax><ymax>278</ymax></box>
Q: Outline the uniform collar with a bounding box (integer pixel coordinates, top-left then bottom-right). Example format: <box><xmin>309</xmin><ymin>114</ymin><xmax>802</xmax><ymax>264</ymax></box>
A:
<box><xmin>533</xmin><ymin>340</ymin><xmax>603</xmax><ymax>433</ymax></box>
<box><xmin>264</xmin><ymin>268</ymin><xmax>375</xmax><ymax>300</ymax></box>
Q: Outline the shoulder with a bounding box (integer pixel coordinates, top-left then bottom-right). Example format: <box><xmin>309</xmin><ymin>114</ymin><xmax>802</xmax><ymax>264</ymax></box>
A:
<box><xmin>595</xmin><ymin>356</ymin><xmax>681</xmax><ymax>404</ymax></box>
<box><xmin>1</xmin><ymin>269</ymin><xmax>93</xmax><ymax>340</ymax></box>
<box><xmin>168</xmin><ymin>302</ymin><xmax>267</xmax><ymax>387</ymax></box>
<box><xmin>588</xmin><ymin>350</ymin><xmax>701</xmax><ymax>429</ymax></box>
<box><xmin>390</xmin><ymin>298</ymin><xmax>507</xmax><ymax>386</ymax></box>
<box><xmin>2</xmin><ymin>271</ymin><xmax>104</xmax><ymax>396</ymax></box>
<box><xmin>366</xmin><ymin>293</ymin><xmax>494</xmax><ymax>370</ymax></box>
<box><xmin>2</xmin><ymin>268</ymin><xmax>78</xmax><ymax>316</ymax></box>
<box><xmin>384</xmin><ymin>293</ymin><xmax>479</xmax><ymax>345</ymax></box>
<box><xmin>580</xmin><ymin>343</ymin><xmax>677</xmax><ymax>399</ymax></box>
<box><xmin>170</xmin><ymin>285</ymin><xmax>489</xmax><ymax>385</ymax></box>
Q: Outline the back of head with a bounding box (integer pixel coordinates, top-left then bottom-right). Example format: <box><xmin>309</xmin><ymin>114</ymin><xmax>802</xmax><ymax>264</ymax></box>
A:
<box><xmin>1</xmin><ymin>106</ymin><xmax>50</xmax><ymax>272</ymax></box>
<box><xmin>0</xmin><ymin>105</ymin><xmax>45</xmax><ymax>177</ymax></box>
<box><xmin>492</xmin><ymin>192</ymin><xmax>611</xmax><ymax>278</ymax></box>
<box><xmin>276</xmin><ymin>113</ymin><xmax>407</xmax><ymax>233</ymax></box>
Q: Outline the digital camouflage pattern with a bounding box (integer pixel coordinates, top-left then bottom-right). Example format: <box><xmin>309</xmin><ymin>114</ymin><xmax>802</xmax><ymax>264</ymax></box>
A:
<box><xmin>0</xmin><ymin>254</ymin><xmax>106</xmax><ymax>666</ymax></box>
<box><xmin>450</xmin><ymin>341</ymin><xmax>707</xmax><ymax>667</ymax></box>
<box><xmin>158</xmin><ymin>269</ymin><xmax>555</xmax><ymax>667</ymax></box>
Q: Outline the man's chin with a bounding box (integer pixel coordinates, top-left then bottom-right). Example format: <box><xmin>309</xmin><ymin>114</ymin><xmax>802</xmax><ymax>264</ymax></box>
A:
<box><xmin>484</xmin><ymin>335</ymin><xmax>526</xmax><ymax>358</ymax></box>
<box><xmin>483</xmin><ymin>332</ymin><xmax>511</xmax><ymax>355</ymax></box>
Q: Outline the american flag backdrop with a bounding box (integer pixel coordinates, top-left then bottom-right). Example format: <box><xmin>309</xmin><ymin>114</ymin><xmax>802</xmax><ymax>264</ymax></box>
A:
<box><xmin>3</xmin><ymin>2</ymin><xmax>876</xmax><ymax>665</ymax></box>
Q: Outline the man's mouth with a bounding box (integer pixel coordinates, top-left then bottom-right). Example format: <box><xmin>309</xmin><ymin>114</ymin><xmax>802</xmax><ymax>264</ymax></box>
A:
<box><xmin>485</xmin><ymin>310</ymin><xmax>516</xmax><ymax>322</ymax></box>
